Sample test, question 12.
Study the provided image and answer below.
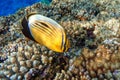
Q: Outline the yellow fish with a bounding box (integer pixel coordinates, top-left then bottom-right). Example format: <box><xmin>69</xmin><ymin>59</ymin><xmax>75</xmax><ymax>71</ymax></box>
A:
<box><xmin>21</xmin><ymin>13</ymin><xmax>70</xmax><ymax>53</ymax></box>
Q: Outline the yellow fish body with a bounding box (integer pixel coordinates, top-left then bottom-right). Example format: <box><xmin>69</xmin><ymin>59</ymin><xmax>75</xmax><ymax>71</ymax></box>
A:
<box><xmin>21</xmin><ymin>13</ymin><xmax>70</xmax><ymax>52</ymax></box>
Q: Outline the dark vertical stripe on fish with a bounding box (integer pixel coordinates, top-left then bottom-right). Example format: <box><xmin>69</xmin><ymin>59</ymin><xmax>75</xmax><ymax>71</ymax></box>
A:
<box><xmin>35</xmin><ymin>21</ymin><xmax>58</xmax><ymax>37</ymax></box>
<box><xmin>61</xmin><ymin>33</ymin><xmax>64</xmax><ymax>50</ymax></box>
<box><xmin>21</xmin><ymin>17</ymin><xmax>35</xmax><ymax>41</ymax></box>
<box><xmin>63</xmin><ymin>33</ymin><xmax>67</xmax><ymax>52</ymax></box>
<box><xmin>61</xmin><ymin>31</ymin><xmax>67</xmax><ymax>52</ymax></box>
<box><xmin>33</xmin><ymin>22</ymin><xmax>53</xmax><ymax>37</ymax></box>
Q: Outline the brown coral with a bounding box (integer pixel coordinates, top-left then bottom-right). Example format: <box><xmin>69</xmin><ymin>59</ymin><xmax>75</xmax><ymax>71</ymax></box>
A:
<box><xmin>70</xmin><ymin>44</ymin><xmax>120</xmax><ymax>79</ymax></box>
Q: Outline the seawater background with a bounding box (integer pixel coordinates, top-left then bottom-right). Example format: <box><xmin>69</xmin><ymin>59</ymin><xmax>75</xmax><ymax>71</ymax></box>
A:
<box><xmin>0</xmin><ymin>0</ymin><xmax>52</xmax><ymax>16</ymax></box>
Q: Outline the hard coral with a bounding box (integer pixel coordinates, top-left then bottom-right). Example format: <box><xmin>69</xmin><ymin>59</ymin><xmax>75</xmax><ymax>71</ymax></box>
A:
<box><xmin>0</xmin><ymin>0</ymin><xmax>120</xmax><ymax>79</ymax></box>
<box><xmin>70</xmin><ymin>44</ymin><xmax>120</xmax><ymax>79</ymax></box>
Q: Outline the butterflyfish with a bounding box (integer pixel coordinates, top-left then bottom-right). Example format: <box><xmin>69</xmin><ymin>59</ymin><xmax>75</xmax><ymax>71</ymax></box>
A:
<box><xmin>21</xmin><ymin>13</ymin><xmax>70</xmax><ymax>53</ymax></box>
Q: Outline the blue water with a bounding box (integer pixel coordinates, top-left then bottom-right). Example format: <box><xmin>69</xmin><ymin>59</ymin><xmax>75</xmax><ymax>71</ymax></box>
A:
<box><xmin>0</xmin><ymin>0</ymin><xmax>52</xmax><ymax>16</ymax></box>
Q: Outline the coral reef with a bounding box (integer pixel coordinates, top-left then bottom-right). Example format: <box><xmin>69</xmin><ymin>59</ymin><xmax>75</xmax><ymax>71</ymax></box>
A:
<box><xmin>70</xmin><ymin>44</ymin><xmax>120</xmax><ymax>80</ymax></box>
<box><xmin>0</xmin><ymin>0</ymin><xmax>120</xmax><ymax>80</ymax></box>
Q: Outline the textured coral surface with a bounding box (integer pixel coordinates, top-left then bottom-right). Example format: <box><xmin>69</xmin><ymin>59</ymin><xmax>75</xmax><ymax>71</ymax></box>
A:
<box><xmin>0</xmin><ymin>0</ymin><xmax>120</xmax><ymax>80</ymax></box>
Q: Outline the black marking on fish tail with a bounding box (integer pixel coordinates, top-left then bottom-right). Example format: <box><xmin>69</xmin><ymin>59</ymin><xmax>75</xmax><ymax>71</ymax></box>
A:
<box><xmin>61</xmin><ymin>33</ymin><xmax>64</xmax><ymax>50</ymax></box>
<box><xmin>61</xmin><ymin>32</ymin><xmax>67</xmax><ymax>52</ymax></box>
<box><xmin>21</xmin><ymin>17</ymin><xmax>35</xmax><ymax>41</ymax></box>
<box><xmin>63</xmin><ymin>34</ymin><xmax>67</xmax><ymax>52</ymax></box>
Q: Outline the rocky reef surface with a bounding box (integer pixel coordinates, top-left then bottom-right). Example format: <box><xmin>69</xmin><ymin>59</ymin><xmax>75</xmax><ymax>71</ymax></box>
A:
<box><xmin>0</xmin><ymin>0</ymin><xmax>120</xmax><ymax>80</ymax></box>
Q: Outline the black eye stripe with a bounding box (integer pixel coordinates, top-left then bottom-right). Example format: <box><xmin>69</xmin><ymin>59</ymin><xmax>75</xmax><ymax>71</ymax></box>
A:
<box><xmin>21</xmin><ymin>17</ymin><xmax>35</xmax><ymax>41</ymax></box>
